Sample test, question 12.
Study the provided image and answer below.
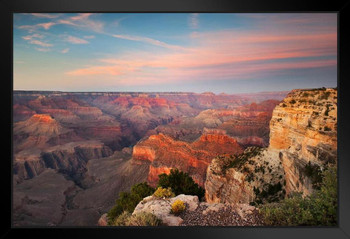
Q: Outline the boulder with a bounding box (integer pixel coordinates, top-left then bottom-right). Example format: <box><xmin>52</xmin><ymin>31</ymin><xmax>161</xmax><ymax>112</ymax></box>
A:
<box><xmin>97</xmin><ymin>213</ymin><xmax>108</xmax><ymax>226</ymax></box>
<box><xmin>133</xmin><ymin>194</ymin><xmax>199</xmax><ymax>226</ymax></box>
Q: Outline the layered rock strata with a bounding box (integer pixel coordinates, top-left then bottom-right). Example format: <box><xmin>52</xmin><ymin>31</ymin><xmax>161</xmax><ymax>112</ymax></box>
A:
<box><xmin>204</xmin><ymin>88</ymin><xmax>337</xmax><ymax>204</ymax></box>
<box><xmin>269</xmin><ymin>88</ymin><xmax>337</xmax><ymax>195</ymax></box>
<box><xmin>132</xmin><ymin>133</ymin><xmax>244</xmax><ymax>187</ymax></box>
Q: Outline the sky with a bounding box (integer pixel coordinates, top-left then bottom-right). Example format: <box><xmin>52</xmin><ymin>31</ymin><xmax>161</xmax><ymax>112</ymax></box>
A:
<box><xmin>13</xmin><ymin>13</ymin><xmax>337</xmax><ymax>94</ymax></box>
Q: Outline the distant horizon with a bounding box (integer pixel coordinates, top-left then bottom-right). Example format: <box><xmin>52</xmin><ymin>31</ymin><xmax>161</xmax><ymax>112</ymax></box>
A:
<box><xmin>14</xmin><ymin>13</ymin><xmax>337</xmax><ymax>93</ymax></box>
<box><xmin>13</xmin><ymin>86</ymin><xmax>337</xmax><ymax>95</ymax></box>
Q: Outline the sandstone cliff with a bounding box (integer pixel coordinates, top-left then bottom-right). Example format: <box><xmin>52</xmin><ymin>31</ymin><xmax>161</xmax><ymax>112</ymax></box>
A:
<box><xmin>205</xmin><ymin>147</ymin><xmax>285</xmax><ymax>204</ymax></box>
<box><xmin>205</xmin><ymin>88</ymin><xmax>337</xmax><ymax>204</ymax></box>
<box><xmin>132</xmin><ymin>133</ymin><xmax>244</xmax><ymax>187</ymax></box>
<box><xmin>269</xmin><ymin>88</ymin><xmax>337</xmax><ymax>195</ymax></box>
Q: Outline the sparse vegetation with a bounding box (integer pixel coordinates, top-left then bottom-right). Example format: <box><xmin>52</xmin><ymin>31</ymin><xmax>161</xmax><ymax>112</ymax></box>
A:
<box><xmin>171</xmin><ymin>199</ymin><xmax>186</xmax><ymax>215</ymax></box>
<box><xmin>113</xmin><ymin>211</ymin><xmax>132</xmax><ymax>226</ymax></box>
<box><xmin>260</xmin><ymin>165</ymin><xmax>337</xmax><ymax>226</ymax></box>
<box><xmin>107</xmin><ymin>182</ymin><xmax>155</xmax><ymax>225</ymax></box>
<box><xmin>222</xmin><ymin>147</ymin><xmax>263</xmax><ymax>172</ymax></box>
<box><xmin>290</xmin><ymin>99</ymin><xmax>296</xmax><ymax>104</ymax></box>
<box><xmin>252</xmin><ymin>182</ymin><xmax>283</xmax><ymax>205</ymax></box>
<box><xmin>153</xmin><ymin>187</ymin><xmax>175</xmax><ymax>198</ymax></box>
<box><xmin>303</xmin><ymin>161</ymin><xmax>323</xmax><ymax>189</ymax></box>
<box><xmin>319</xmin><ymin>91</ymin><xmax>331</xmax><ymax>100</ymax></box>
<box><xmin>107</xmin><ymin>169</ymin><xmax>205</xmax><ymax>225</ymax></box>
<box><xmin>114</xmin><ymin>211</ymin><xmax>162</xmax><ymax>226</ymax></box>
<box><xmin>158</xmin><ymin>168</ymin><xmax>205</xmax><ymax>200</ymax></box>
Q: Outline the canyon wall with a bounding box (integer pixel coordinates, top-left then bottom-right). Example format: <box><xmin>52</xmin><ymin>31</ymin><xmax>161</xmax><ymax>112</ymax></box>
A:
<box><xmin>132</xmin><ymin>133</ymin><xmax>244</xmax><ymax>187</ymax></box>
<box><xmin>269</xmin><ymin>88</ymin><xmax>337</xmax><ymax>195</ymax></box>
<box><xmin>14</xmin><ymin>141</ymin><xmax>113</xmax><ymax>183</ymax></box>
<box><xmin>205</xmin><ymin>88</ymin><xmax>337</xmax><ymax>204</ymax></box>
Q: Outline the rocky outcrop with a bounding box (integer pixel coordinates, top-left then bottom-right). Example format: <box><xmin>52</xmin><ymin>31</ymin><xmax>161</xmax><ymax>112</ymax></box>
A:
<box><xmin>133</xmin><ymin>194</ymin><xmax>199</xmax><ymax>226</ymax></box>
<box><xmin>97</xmin><ymin>214</ymin><xmax>108</xmax><ymax>226</ymax></box>
<box><xmin>129</xmin><ymin>194</ymin><xmax>262</xmax><ymax>226</ymax></box>
<box><xmin>205</xmin><ymin>147</ymin><xmax>285</xmax><ymax>204</ymax></box>
<box><xmin>132</xmin><ymin>133</ymin><xmax>244</xmax><ymax>187</ymax></box>
<box><xmin>14</xmin><ymin>141</ymin><xmax>113</xmax><ymax>182</ymax></box>
<box><xmin>204</xmin><ymin>88</ymin><xmax>337</xmax><ymax>204</ymax></box>
<box><xmin>269</xmin><ymin>88</ymin><xmax>337</xmax><ymax>195</ymax></box>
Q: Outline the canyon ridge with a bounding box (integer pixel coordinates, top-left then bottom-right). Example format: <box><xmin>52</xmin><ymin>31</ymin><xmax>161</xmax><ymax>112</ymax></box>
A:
<box><xmin>12</xmin><ymin>88</ymin><xmax>336</xmax><ymax>226</ymax></box>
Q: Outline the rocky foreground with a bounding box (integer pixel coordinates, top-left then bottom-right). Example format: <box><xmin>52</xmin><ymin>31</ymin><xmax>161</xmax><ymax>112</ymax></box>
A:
<box><xmin>99</xmin><ymin>194</ymin><xmax>263</xmax><ymax>226</ymax></box>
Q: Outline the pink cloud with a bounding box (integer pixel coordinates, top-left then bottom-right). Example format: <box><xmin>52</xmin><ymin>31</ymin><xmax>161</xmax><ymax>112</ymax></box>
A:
<box><xmin>70</xmin><ymin>13</ymin><xmax>93</xmax><ymax>21</ymax></box>
<box><xmin>66</xmin><ymin>65</ymin><xmax>124</xmax><ymax>76</ymax></box>
<box><xmin>31</xmin><ymin>13</ymin><xmax>60</xmax><ymax>19</ymax></box>
<box><xmin>35</xmin><ymin>47</ymin><xmax>51</xmax><ymax>52</ymax></box>
<box><xmin>19</xmin><ymin>13</ymin><xmax>103</xmax><ymax>34</ymax></box>
<box><xmin>112</xmin><ymin>34</ymin><xmax>186</xmax><ymax>51</ymax></box>
<box><xmin>22</xmin><ymin>34</ymin><xmax>45</xmax><ymax>40</ymax></box>
<box><xmin>64</xmin><ymin>35</ymin><xmax>89</xmax><ymax>44</ymax></box>
<box><xmin>58</xmin><ymin>13</ymin><xmax>104</xmax><ymax>33</ymax></box>
<box><xmin>30</xmin><ymin>40</ymin><xmax>52</xmax><ymax>47</ymax></box>
<box><xmin>66</xmin><ymin>14</ymin><xmax>336</xmax><ymax>86</ymax></box>
<box><xmin>18</xmin><ymin>22</ymin><xmax>55</xmax><ymax>30</ymax></box>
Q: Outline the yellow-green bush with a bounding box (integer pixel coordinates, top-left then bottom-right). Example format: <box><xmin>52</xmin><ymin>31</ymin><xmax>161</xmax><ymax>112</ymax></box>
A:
<box><xmin>113</xmin><ymin>211</ymin><xmax>132</xmax><ymax>226</ymax></box>
<box><xmin>113</xmin><ymin>211</ymin><xmax>162</xmax><ymax>226</ymax></box>
<box><xmin>171</xmin><ymin>199</ymin><xmax>186</xmax><ymax>215</ymax></box>
<box><xmin>126</xmin><ymin>212</ymin><xmax>162</xmax><ymax>226</ymax></box>
<box><xmin>153</xmin><ymin>187</ymin><xmax>175</xmax><ymax>198</ymax></box>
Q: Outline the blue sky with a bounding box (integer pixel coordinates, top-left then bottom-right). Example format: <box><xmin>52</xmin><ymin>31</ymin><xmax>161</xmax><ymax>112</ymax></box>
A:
<box><xmin>13</xmin><ymin>13</ymin><xmax>337</xmax><ymax>93</ymax></box>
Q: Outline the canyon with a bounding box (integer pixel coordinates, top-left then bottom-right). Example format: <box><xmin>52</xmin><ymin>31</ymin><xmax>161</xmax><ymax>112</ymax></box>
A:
<box><xmin>12</xmin><ymin>89</ymin><xmax>337</xmax><ymax>226</ymax></box>
<box><xmin>205</xmin><ymin>88</ymin><xmax>337</xmax><ymax>204</ymax></box>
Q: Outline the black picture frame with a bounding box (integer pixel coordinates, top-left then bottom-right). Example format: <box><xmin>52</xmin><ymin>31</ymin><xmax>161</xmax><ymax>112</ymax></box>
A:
<box><xmin>2</xmin><ymin>0</ymin><xmax>350</xmax><ymax>238</ymax></box>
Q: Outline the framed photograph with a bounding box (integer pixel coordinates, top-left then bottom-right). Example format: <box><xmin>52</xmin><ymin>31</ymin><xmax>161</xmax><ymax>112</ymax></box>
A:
<box><xmin>3</xmin><ymin>0</ymin><xmax>350</xmax><ymax>238</ymax></box>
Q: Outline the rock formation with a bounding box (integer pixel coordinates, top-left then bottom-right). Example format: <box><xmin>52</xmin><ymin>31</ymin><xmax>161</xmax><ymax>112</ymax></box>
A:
<box><xmin>205</xmin><ymin>147</ymin><xmax>285</xmax><ymax>204</ymax></box>
<box><xmin>14</xmin><ymin>141</ymin><xmax>113</xmax><ymax>183</ymax></box>
<box><xmin>122</xmin><ymin>194</ymin><xmax>263</xmax><ymax>226</ymax></box>
<box><xmin>132</xmin><ymin>133</ymin><xmax>244</xmax><ymax>187</ymax></box>
<box><xmin>204</xmin><ymin>88</ymin><xmax>337</xmax><ymax>204</ymax></box>
<box><xmin>269</xmin><ymin>88</ymin><xmax>337</xmax><ymax>195</ymax></box>
<box><xmin>133</xmin><ymin>194</ymin><xmax>199</xmax><ymax>226</ymax></box>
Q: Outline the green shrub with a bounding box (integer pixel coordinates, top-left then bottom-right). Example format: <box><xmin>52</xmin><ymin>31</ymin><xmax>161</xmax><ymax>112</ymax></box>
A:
<box><xmin>107</xmin><ymin>182</ymin><xmax>155</xmax><ymax>225</ymax></box>
<box><xmin>114</xmin><ymin>211</ymin><xmax>162</xmax><ymax>226</ymax></box>
<box><xmin>153</xmin><ymin>187</ymin><xmax>175</xmax><ymax>198</ymax></box>
<box><xmin>114</xmin><ymin>211</ymin><xmax>132</xmax><ymax>226</ymax></box>
<box><xmin>224</xmin><ymin>147</ymin><xmax>262</xmax><ymax>172</ymax></box>
<box><xmin>171</xmin><ymin>199</ymin><xmax>186</xmax><ymax>215</ymax></box>
<box><xmin>157</xmin><ymin>169</ymin><xmax>205</xmax><ymax>200</ymax></box>
<box><xmin>126</xmin><ymin>212</ymin><xmax>162</xmax><ymax>226</ymax></box>
<box><xmin>260</xmin><ymin>165</ymin><xmax>337</xmax><ymax>226</ymax></box>
<box><xmin>303</xmin><ymin>161</ymin><xmax>323</xmax><ymax>189</ymax></box>
<box><xmin>319</xmin><ymin>91</ymin><xmax>331</xmax><ymax>100</ymax></box>
<box><xmin>290</xmin><ymin>99</ymin><xmax>296</xmax><ymax>104</ymax></box>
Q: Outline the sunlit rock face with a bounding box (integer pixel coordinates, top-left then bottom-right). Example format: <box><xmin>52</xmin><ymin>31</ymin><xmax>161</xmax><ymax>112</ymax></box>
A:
<box><xmin>205</xmin><ymin>147</ymin><xmax>285</xmax><ymax>204</ymax></box>
<box><xmin>269</xmin><ymin>88</ymin><xmax>337</xmax><ymax>196</ymax></box>
<box><xmin>132</xmin><ymin>133</ymin><xmax>244</xmax><ymax>187</ymax></box>
<box><xmin>204</xmin><ymin>88</ymin><xmax>337</xmax><ymax>204</ymax></box>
